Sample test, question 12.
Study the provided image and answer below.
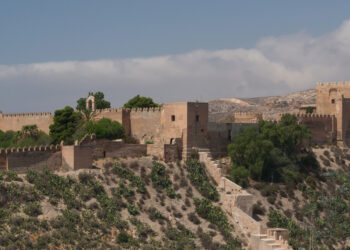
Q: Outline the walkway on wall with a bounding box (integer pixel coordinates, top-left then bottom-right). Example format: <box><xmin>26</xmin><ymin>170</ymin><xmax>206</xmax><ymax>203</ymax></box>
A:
<box><xmin>197</xmin><ymin>148</ymin><xmax>292</xmax><ymax>250</ymax></box>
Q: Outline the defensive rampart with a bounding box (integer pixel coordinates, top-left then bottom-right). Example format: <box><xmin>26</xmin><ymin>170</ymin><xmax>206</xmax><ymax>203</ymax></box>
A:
<box><xmin>233</xmin><ymin>112</ymin><xmax>262</xmax><ymax>123</ymax></box>
<box><xmin>0</xmin><ymin>112</ymin><xmax>53</xmax><ymax>134</ymax></box>
<box><xmin>0</xmin><ymin>145</ymin><xmax>61</xmax><ymax>173</ymax></box>
<box><xmin>295</xmin><ymin>113</ymin><xmax>336</xmax><ymax>145</ymax></box>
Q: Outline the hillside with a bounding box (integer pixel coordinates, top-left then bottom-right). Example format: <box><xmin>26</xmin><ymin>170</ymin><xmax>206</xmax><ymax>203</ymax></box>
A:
<box><xmin>0</xmin><ymin>157</ymin><xmax>243</xmax><ymax>249</ymax></box>
<box><xmin>209</xmin><ymin>88</ymin><xmax>316</xmax><ymax>122</ymax></box>
<box><xmin>240</xmin><ymin>146</ymin><xmax>350</xmax><ymax>249</ymax></box>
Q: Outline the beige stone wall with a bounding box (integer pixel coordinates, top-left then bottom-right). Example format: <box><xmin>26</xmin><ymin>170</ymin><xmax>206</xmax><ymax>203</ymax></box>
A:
<box><xmin>62</xmin><ymin>145</ymin><xmax>75</xmax><ymax>170</ymax></box>
<box><xmin>130</xmin><ymin>109</ymin><xmax>161</xmax><ymax>143</ymax></box>
<box><xmin>159</xmin><ymin>103</ymin><xmax>188</xmax><ymax>145</ymax></box>
<box><xmin>233</xmin><ymin>112</ymin><xmax>262</xmax><ymax>123</ymax></box>
<box><xmin>146</xmin><ymin>144</ymin><xmax>164</xmax><ymax>159</ymax></box>
<box><xmin>0</xmin><ymin>112</ymin><xmax>53</xmax><ymax>134</ymax></box>
<box><xmin>316</xmin><ymin>82</ymin><xmax>350</xmax><ymax>115</ymax></box>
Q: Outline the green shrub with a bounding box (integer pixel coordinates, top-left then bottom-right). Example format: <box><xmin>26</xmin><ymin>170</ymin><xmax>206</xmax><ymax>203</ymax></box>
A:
<box><xmin>150</xmin><ymin>162</ymin><xmax>176</xmax><ymax>198</ymax></box>
<box><xmin>228</xmin><ymin>165</ymin><xmax>249</xmax><ymax>188</ymax></box>
<box><xmin>127</xmin><ymin>204</ymin><xmax>139</xmax><ymax>216</ymax></box>
<box><xmin>112</xmin><ymin>163</ymin><xmax>146</xmax><ymax>194</ymax></box>
<box><xmin>23</xmin><ymin>202</ymin><xmax>42</xmax><ymax>217</ymax></box>
<box><xmin>185</xmin><ymin>158</ymin><xmax>219</xmax><ymax>201</ymax></box>
<box><xmin>194</xmin><ymin>198</ymin><xmax>231</xmax><ymax>238</ymax></box>
<box><xmin>86</xmin><ymin>118</ymin><xmax>125</xmax><ymax>140</ymax></box>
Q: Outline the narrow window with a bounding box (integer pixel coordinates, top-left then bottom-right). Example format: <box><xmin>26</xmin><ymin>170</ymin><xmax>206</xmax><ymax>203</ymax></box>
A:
<box><xmin>228</xmin><ymin>130</ymin><xmax>232</xmax><ymax>141</ymax></box>
<box><xmin>171</xmin><ymin>115</ymin><xmax>175</xmax><ymax>121</ymax></box>
<box><xmin>196</xmin><ymin>115</ymin><xmax>199</xmax><ymax>122</ymax></box>
<box><xmin>331</xmin><ymin>99</ymin><xmax>335</xmax><ymax>104</ymax></box>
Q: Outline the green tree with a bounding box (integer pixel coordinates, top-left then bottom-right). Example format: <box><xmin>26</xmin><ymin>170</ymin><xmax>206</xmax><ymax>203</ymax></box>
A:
<box><xmin>85</xmin><ymin>118</ymin><xmax>125</xmax><ymax>140</ymax></box>
<box><xmin>76</xmin><ymin>91</ymin><xmax>111</xmax><ymax>111</ymax></box>
<box><xmin>123</xmin><ymin>95</ymin><xmax>159</xmax><ymax>109</ymax></box>
<box><xmin>228</xmin><ymin>114</ymin><xmax>311</xmax><ymax>182</ymax></box>
<box><xmin>49</xmin><ymin>106</ymin><xmax>82</xmax><ymax>144</ymax></box>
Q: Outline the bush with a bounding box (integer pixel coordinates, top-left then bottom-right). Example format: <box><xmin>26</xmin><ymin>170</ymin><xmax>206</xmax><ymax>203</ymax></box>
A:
<box><xmin>127</xmin><ymin>204</ymin><xmax>139</xmax><ymax>216</ymax></box>
<box><xmin>194</xmin><ymin>198</ymin><xmax>231</xmax><ymax>237</ymax></box>
<box><xmin>113</xmin><ymin>163</ymin><xmax>146</xmax><ymax>194</ymax></box>
<box><xmin>150</xmin><ymin>162</ymin><xmax>176</xmax><ymax>198</ymax></box>
<box><xmin>188</xmin><ymin>212</ymin><xmax>200</xmax><ymax>225</ymax></box>
<box><xmin>185</xmin><ymin>158</ymin><xmax>219</xmax><ymax>201</ymax></box>
<box><xmin>229</xmin><ymin>165</ymin><xmax>249</xmax><ymax>188</ymax></box>
<box><xmin>85</xmin><ymin>118</ymin><xmax>125</xmax><ymax>140</ymax></box>
<box><xmin>23</xmin><ymin>202</ymin><xmax>42</xmax><ymax>217</ymax></box>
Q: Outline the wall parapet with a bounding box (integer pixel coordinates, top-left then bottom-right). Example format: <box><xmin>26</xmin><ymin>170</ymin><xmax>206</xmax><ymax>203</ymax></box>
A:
<box><xmin>0</xmin><ymin>144</ymin><xmax>61</xmax><ymax>155</ymax></box>
<box><xmin>0</xmin><ymin>112</ymin><xmax>52</xmax><ymax>118</ymax></box>
<box><xmin>295</xmin><ymin>113</ymin><xmax>335</xmax><ymax>119</ymax></box>
<box><xmin>317</xmin><ymin>81</ymin><xmax>350</xmax><ymax>87</ymax></box>
<box><xmin>97</xmin><ymin>107</ymin><xmax>163</xmax><ymax>113</ymax></box>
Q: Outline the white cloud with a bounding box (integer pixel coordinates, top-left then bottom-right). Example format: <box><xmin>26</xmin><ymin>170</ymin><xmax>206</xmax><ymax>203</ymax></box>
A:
<box><xmin>1</xmin><ymin>19</ymin><xmax>350</xmax><ymax>113</ymax></box>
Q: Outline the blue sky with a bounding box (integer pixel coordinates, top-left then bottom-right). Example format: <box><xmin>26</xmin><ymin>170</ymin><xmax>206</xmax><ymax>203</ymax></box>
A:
<box><xmin>1</xmin><ymin>1</ymin><xmax>350</xmax><ymax>64</ymax></box>
<box><xmin>1</xmin><ymin>1</ymin><xmax>350</xmax><ymax>112</ymax></box>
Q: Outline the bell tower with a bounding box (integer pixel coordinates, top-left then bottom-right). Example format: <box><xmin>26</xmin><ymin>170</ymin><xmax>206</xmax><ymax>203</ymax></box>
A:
<box><xmin>86</xmin><ymin>92</ymin><xmax>96</xmax><ymax>111</ymax></box>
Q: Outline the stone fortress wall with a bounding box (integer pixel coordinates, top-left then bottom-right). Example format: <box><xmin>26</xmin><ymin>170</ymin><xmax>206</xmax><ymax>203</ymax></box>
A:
<box><xmin>0</xmin><ymin>112</ymin><xmax>53</xmax><ymax>134</ymax></box>
<box><xmin>232</xmin><ymin>112</ymin><xmax>262</xmax><ymax>123</ymax></box>
<box><xmin>297</xmin><ymin>81</ymin><xmax>350</xmax><ymax>146</ymax></box>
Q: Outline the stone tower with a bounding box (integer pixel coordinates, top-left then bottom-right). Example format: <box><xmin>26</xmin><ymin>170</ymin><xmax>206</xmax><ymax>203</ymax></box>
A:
<box><xmin>86</xmin><ymin>92</ymin><xmax>96</xmax><ymax>111</ymax></box>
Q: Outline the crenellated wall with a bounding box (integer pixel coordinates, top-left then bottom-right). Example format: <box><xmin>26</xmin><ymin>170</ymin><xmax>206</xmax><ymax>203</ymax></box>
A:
<box><xmin>233</xmin><ymin>112</ymin><xmax>262</xmax><ymax>123</ymax></box>
<box><xmin>295</xmin><ymin>113</ymin><xmax>336</xmax><ymax>145</ymax></box>
<box><xmin>0</xmin><ymin>145</ymin><xmax>61</xmax><ymax>173</ymax></box>
<box><xmin>0</xmin><ymin>112</ymin><xmax>53</xmax><ymax>134</ymax></box>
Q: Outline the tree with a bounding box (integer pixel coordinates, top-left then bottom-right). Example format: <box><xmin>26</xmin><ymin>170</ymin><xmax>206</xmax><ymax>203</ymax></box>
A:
<box><xmin>76</xmin><ymin>91</ymin><xmax>111</xmax><ymax>111</ymax></box>
<box><xmin>228</xmin><ymin>114</ymin><xmax>311</xmax><ymax>182</ymax></box>
<box><xmin>123</xmin><ymin>95</ymin><xmax>159</xmax><ymax>109</ymax></box>
<box><xmin>49</xmin><ymin>106</ymin><xmax>82</xmax><ymax>144</ymax></box>
<box><xmin>85</xmin><ymin>118</ymin><xmax>125</xmax><ymax>140</ymax></box>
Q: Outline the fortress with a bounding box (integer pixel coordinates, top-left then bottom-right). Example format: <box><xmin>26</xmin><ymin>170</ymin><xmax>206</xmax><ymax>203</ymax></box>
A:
<box><xmin>3</xmin><ymin>84</ymin><xmax>347</xmax><ymax>249</ymax></box>
<box><xmin>295</xmin><ymin>81</ymin><xmax>350</xmax><ymax>146</ymax></box>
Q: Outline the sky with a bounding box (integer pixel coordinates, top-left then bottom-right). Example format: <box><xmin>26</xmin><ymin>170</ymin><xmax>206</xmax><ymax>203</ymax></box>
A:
<box><xmin>1</xmin><ymin>1</ymin><xmax>350</xmax><ymax>112</ymax></box>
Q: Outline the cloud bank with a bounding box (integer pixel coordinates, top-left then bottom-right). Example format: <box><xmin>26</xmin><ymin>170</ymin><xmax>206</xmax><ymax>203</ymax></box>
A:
<box><xmin>1</xmin><ymin>20</ymin><xmax>350</xmax><ymax>113</ymax></box>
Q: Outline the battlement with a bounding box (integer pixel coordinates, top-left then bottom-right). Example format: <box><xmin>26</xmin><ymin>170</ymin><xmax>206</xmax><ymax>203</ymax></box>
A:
<box><xmin>98</xmin><ymin>107</ymin><xmax>163</xmax><ymax>113</ymax></box>
<box><xmin>128</xmin><ymin>107</ymin><xmax>162</xmax><ymax>112</ymax></box>
<box><xmin>0</xmin><ymin>112</ymin><xmax>52</xmax><ymax>118</ymax></box>
<box><xmin>295</xmin><ymin>113</ymin><xmax>335</xmax><ymax>119</ymax></box>
<box><xmin>0</xmin><ymin>144</ymin><xmax>61</xmax><ymax>155</ymax></box>
<box><xmin>316</xmin><ymin>81</ymin><xmax>350</xmax><ymax>87</ymax></box>
<box><xmin>233</xmin><ymin>112</ymin><xmax>262</xmax><ymax>117</ymax></box>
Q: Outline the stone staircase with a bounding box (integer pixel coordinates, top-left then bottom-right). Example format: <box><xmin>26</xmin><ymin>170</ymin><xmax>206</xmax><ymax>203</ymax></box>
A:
<box><xmin>197</xmin><ymin>148</ymin><xmax>292</xmax><ymax>250</ymax></box>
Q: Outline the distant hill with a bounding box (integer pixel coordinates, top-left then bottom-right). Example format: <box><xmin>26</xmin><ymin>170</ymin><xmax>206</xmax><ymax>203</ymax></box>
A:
<box><xmin>209</xmin><ymin>89</ymin><xmax>316</xmax><ymax>122</ymax></box>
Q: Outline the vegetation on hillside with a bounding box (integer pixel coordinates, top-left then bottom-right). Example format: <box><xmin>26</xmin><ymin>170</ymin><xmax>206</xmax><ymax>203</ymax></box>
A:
<box><xmin>123</xmin><ymin>95</ymin><xmax>159</xmax><ymax>109</ymax></box>
<box><xmin>0</xmin><ymin>159</ymin><xmax>243</xmax><ymax>249</ymax></box>
<box><xmin>249</xmin><ymin>145</ymin><xmax>350</xmax><ymax>248</ymax></box>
